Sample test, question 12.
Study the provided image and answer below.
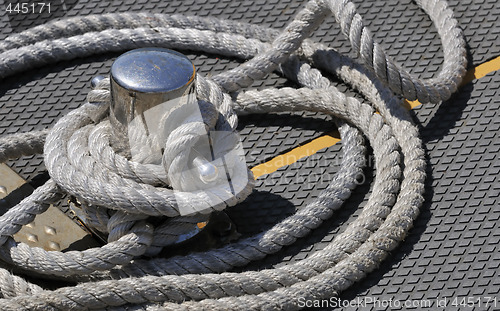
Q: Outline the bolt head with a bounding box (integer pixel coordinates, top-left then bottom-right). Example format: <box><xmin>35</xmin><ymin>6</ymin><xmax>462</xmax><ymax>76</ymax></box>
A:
<box><xmin>91</xmin><ymin>75</ymin><xmax>105</xmax><ymax>88</ymax></box>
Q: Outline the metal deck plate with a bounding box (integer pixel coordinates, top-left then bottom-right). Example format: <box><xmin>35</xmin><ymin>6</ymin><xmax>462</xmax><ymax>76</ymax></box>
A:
<box><xmin>0</xmin><ymin>0</ymin><xmax>499</xmax><ymax>310</ymax></box>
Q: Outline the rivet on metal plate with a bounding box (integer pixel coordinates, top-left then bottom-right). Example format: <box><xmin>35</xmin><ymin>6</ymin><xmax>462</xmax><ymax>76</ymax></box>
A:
<box><xmin>26</xmin><ymin>233</ymin><xmax>38</xmax><ymax>243</ymax></box>
<box><xmin>44</xmin><ymin>226</ymin><xmax>57</xmax><ymax>236</ymax></box>
<box><xmin>49</xmin><ymin>241</ymin><xmax>61</xmax><ymax>251</ymax></box>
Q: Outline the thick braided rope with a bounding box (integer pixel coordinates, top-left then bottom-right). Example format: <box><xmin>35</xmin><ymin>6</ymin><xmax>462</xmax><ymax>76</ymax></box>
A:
<box><xmin>316</xmin><ymin>0</ymin><xmax>467</xmax><ymax>103</ymax></box>
<box><xmin>0</xmin><ymin>81</ymin><xmax>253</xmax><ymax>276</ymax></box>
<box><xmin>0</xmin><ymin>112</ymin><xmax>369</xmax><ymax>310</ymax></box>
<box><xmin>0</xmin><ymin>131</ymin><xmax>47</xmax><ymax>162</ymax></box>
<box><xmin>0</xmin><ymin>0</ymin><xmax>466</xmax><ymax>102</ymax></box>
<box><xmin>0</xmin><ymin>66</ymin><xmax>414</xmax><ymax>310</ymax></box>
<box><xmin>95</xmin><ymin>50</ymin><xmax>425</xmax><ymax>311</ymax></box>
<box><xmin>0</xmin><ymin>268</ymin><xmax>43</xmax><ymax>299</ymax></box>
<box><xmin>0</xmin><ymin>36</ymin><xmax>364</xmax><ymax>308</ymax></box>
<box><xmin>46</xmin><ymin>98</ymin><xmax>248</xmax><ymax>218</ymax></box>
<box><xmin>90</xmin><ymin>50</ymin><xmax>406</xmax><ymax>282</ymax></box>
<box><xmin>0</xmin><ymin>0</ymin><xmax>464</xmax><ymax>309</ymax></box>
<box><xmin>1</xmin><ymin>58</ymin><xmax>402</xmax><ymax>310</ymax></box>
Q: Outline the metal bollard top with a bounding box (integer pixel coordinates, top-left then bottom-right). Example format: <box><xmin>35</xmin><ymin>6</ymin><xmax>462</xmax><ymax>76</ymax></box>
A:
<box><xmin>110</xmin><ymin>48</ymin><xmax>195</xmax><ymax>93</ymax></box>
<box><xmin>109</xmin><ymin>48</ymin><xmax>197</xmax><ymax>160</ymax></box>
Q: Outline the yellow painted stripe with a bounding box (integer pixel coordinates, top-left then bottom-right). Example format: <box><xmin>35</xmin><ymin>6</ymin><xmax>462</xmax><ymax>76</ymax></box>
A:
<box><xmin>405</xmin><ymin>55</ymin><xmax>500</xmax><ymax>109</ymax></box>
<box><xmin>251</xmin><ymin>132</ymin><xmax>340</xmax><ymax>179</ymax></box>
<box><xmin>463</xmin><ymin>55</ymin><xmax>500</xmax><ymax>82</ymax></box>
<box><xmin>252</xmin><ymin>55</ymin><xmax>500</xmax><ymax>179</ymax></box>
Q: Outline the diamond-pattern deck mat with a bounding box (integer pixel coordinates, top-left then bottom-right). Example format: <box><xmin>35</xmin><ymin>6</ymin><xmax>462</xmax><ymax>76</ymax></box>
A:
<box><xmin>0</xmin><ymin>0</ymin><xmax>499</xmax><ymax>310</ymax></box>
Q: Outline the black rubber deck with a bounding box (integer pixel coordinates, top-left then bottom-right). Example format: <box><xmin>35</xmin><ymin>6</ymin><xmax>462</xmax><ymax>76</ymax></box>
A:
<box><xmin>0</xmin><ymin>0</ymin><xmax>499</xmax><ymax>310</ymax></box>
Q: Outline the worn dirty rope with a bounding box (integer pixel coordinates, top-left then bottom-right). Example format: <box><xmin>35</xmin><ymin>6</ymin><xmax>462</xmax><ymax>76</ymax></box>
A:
<box><xmin>0</xmin><ymin>0</ymin><xmax>466</xmax><ymax>309</ymax></box>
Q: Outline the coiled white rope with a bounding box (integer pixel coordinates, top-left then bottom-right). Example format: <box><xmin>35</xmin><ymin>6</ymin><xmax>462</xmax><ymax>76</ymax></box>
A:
<box><xmin>0</xmin><ymin>0</ymin><xmax>466</xmax><ymax>309</ymax></box>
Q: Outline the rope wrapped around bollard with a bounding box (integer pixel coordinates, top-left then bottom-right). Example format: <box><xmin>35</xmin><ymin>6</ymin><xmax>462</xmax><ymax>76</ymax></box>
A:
<box><xmin>0</xmin><ymin>0</ymin><xmax>466</xmax><ymax>309</ymax></box>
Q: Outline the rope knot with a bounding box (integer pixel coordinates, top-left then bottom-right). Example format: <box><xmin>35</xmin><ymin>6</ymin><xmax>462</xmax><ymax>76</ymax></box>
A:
<box><xmin>42</xmin><ymin>73</ymin><xmax>254</xmax><ymax>256</ymax></box>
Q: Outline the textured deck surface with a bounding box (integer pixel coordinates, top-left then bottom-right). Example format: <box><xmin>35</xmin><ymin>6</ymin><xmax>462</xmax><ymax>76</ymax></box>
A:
<box><xmin>0</xmin><ymin>0</ymin><xmax>499</xmax><ymax>310</ymax></box>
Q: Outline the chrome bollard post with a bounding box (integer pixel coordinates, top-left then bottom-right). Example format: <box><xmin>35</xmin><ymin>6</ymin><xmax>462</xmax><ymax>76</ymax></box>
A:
<box><xmin>103</xmin><ymin>47</ymin><xmax>248</xmax><ymax>218</ymax></box>
<box><xmin>109</xmin><ymin>47</ymin><xmax>197</xmax><ymax>162</ymax></box>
